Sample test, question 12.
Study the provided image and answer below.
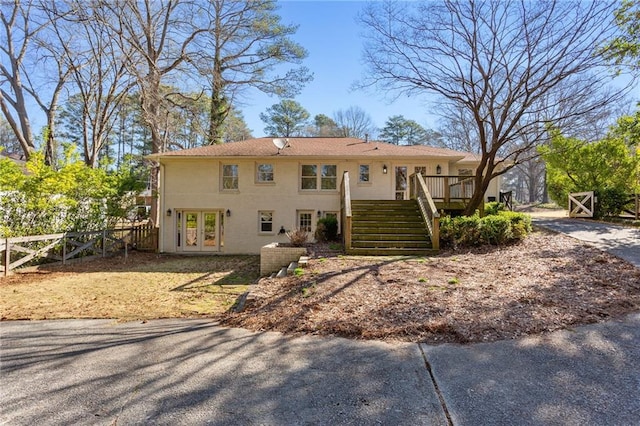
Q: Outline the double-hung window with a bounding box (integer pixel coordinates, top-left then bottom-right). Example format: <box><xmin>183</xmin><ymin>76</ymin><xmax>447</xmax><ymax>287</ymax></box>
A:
<box><xmin>321</xmin><ymin>165</ymin><xmax>337</xmax><ymax>189</ymax></box>
<box><xmin>222</xmin><ymin>164</ymin><xmax>238</xmax><ymax>190</ymax></box>
<box><xmin>301</xmin><ymin>164</ymin><xmax>337</xmax><ymax>190</ymax></box>
<box><xmin>301</xmin><ymin>165</ymin><xmax>317</xmax><ymax>190</ymax></box>
<box><xmin>259</xmin><ymin>211</ymin><xmax>273</xmax><ymax>233</ymax></box>
<box><xmin>256</xmin><ymin>163</ymin><xmax>274</xmax><ymax>183</ymax></box>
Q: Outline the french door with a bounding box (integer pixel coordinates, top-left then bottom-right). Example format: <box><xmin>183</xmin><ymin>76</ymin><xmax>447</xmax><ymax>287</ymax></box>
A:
<box><xmin>178</xmin><ymin>211</ymin><xmax>221</xmax><ymax>252</ymax></box>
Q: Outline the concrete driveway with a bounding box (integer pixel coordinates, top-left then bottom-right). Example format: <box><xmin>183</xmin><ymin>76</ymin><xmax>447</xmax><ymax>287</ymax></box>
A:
<box><xmin>2</xmin><ymin>316</ymin><xmax>640</xmax><ymax>425</ymax></box>
<box><xmin>533</xmin><ymin>217</ymin><xmax>640</xmax><ymax>268</ymax></box>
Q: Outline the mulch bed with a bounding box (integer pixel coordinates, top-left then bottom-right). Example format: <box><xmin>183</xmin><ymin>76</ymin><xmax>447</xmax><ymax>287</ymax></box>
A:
<box><xmin>220</xmin><ymin>230</ymin><xmax>640</xmax><ymax>344</ymax></box>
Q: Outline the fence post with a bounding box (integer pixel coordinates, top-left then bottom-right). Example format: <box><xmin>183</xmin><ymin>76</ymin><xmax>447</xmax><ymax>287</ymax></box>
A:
<box><xmin>102</xmin><ymin>229</ymin><xmax>107</xmax><ymax>258</ymax></box>
<box><xmin>3</xmin><ymin>238</ymin><xmax>9</xmax><ymax>277</ymax></box>
<box><xmin>62</xmin><ymin>235</ymin><xmax>67</xmax><ymax>265</ymax></box>
<box><xmin>636</xmin><ymin>194</ymin><xmax>639</xmax><ymax>220</ymax></box>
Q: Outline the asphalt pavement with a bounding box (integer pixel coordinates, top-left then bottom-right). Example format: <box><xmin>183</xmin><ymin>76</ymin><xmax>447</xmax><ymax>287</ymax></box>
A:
<box><xmin>533</xmin><ymin>217</ymin><xmax>640</xmax><ymax>268</ymax></box>
<box><xmin>2</xmin><ymin>315</ymin><xmax>640</xmax><ymax>425</ymax></box>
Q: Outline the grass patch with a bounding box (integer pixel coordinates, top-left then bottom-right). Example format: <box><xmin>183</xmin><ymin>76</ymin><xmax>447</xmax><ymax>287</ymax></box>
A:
<box><xmin>0</xmin><ymin>253</ymin><xmax>259</xmax><ymax>321</ymax></box>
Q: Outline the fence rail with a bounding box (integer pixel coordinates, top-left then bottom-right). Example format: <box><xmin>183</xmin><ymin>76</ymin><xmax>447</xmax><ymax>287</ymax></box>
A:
<box><xmin>1</xmin><ymin>224</ymin><xmax>157</xmax><ymax>276</ymax></box>
<box><xmin>620</xmin><ymin>194</ymin><xmax>640</xmax><ymax>220</ymax></box>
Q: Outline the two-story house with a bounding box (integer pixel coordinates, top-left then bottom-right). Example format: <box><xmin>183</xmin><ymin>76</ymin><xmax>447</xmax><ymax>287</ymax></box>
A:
<box><xmin>151</xmin><ymin>137</ymin><xmax>502</xmax><ymax>255</ymax></box>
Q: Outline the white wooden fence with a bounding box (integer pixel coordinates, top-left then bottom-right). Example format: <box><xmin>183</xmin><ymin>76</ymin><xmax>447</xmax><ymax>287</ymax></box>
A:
<box><xmin>1</xmin><ymin>225</ymin><xmax>157</xmax><ymax>276</ymax></box>
<box><xmin>568</xmin><ymin>191</ymin><xmax>595</xmax><ymax>218</ymax></box>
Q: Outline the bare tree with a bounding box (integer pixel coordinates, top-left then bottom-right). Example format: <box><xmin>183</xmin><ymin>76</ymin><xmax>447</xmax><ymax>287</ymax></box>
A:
<box><xmin>359</xmin><ymin>0</ymin><xmax>635</xmax><ymax>214</ymax></box>
<box><xmin>104</xmin><ymin>0</ymin><xmax>206</xmax><ymax>225</ymax></box>
<box><xmin>45</xmin><ymin>0</ymin><xmax>135</xmax><ymax>167</ymax></box>
<box><xmin>333</xmin><ymin>106</ymin><xmax>377</xmax><ymax>139</ymax></box>
<box><xmin>1</xmin><ymin>1</ymin><xmax>47</xmax><ymax>161</ymax></box>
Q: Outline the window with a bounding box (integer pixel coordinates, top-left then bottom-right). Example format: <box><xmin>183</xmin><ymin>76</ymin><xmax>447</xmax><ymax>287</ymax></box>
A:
<box><xmin>321</xmin><ymin>165</ymin><xmax>337</xmax><ymax>189</ymax></box>
<box><xmin>415</xmin><ymin>166</ymin><xmax>427</xmax><ymax>175</ymax></box>
<box><xmin>256</xmin><ymin>163</ymin><xmax>274</xmax><ymax>183</ymax></box>
<box><xmin>301</xmin><ymin>165</ymin><xmax>317</xmax><ymax>190</ymax></box>
<box><xmin>298</xmin><ymin>211</ymin><xmax>313</xmax><ymax>232</ymax></box>
<box><xmin>259</xmin><ymin>211</ymin><xmax>273</xmax><ymax>233</ymax></box>
<box><xmin>301</xmin><ymin>164</ymin><xmax>337</xmax><ymax>190</ymax></box>
<box><xmin>359</xmin><ymin>164</ymin><xmax>370</xmax><ymax>183</ymax></box>
<box><xmin>222</xmin><ymin>164</ymin><xmax>238</xmax><ymax>190</ymax></box>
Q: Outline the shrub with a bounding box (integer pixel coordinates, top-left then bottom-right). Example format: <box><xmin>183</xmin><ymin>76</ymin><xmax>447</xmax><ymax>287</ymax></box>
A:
<box><xmin>315</xmin><ymin>216</ymin><xmax>339</xmax><ymax>242</ymax></box>
<box><xmin>440</xmin><ymin>211</ymin><xmax>531</xmax><ymax>248</ymax></box>
<box><xmin>595</xmin><ymin>187</ymin><xmax>629</xmax><ymax>218</ymax></box>
<box><xmin>484</xmin><ymin>201</ymin><xmax>505</xmax><ymax>216</ymax></box>
<box><xmin>285</xmin><ymin>228</ymin><xmax>309</xmax><ymax>247</ymax></box>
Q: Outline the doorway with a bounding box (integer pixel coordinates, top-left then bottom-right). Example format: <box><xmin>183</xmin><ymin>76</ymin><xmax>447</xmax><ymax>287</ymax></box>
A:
<box><xmin>395</xmin><ymin>166</ymin><xmax>408</xmax><ymax>200</ymax></box>
<box><xmin>177</xmin><ymin>211</ymin><xmax>222</xmax><ymax>252</ymax></box>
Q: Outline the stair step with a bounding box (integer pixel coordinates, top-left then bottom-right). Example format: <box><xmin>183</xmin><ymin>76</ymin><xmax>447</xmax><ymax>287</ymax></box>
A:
<box><xmin>352</xmin><ymin>233</ymin><xmax>428</xmax><ymax>242</ymax></box>
<box><xmin>348</xmin><ymin>199</ymin><xmax>437</xmax><ymax>254</ymax></box>
<box><xmin>346</xmin><ymin>247</ymin><xmax>438</xmax><ymax>256</ymax></box>
<box><xmin>287</xmin><ymin>262</ymin><xmax>298</xmax><ymax>275</ymax></box>
<box><xmin>352</xmin><ymin>240</ymin><xmax>431</xmax><ymax>249</ymax></box>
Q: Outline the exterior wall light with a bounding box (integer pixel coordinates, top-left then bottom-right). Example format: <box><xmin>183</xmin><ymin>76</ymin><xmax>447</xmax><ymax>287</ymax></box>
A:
<box><xmin>226</xmin><ymin>209</ymin><xmax>231</xmax><ymax>217</ymax></box>
<box><xmin>436</xmin><ymin>164</ymin><xmax>442</xmax><ymax>175</ymax></box>
<box><xmin>383</xmin><ymin>165</ymin><xmax>388</xmax><ymax>174</ymax></box>
<box><xmin>166</xmin><ymin>209</ymin><xmax>172</xmax><ymax>217</ymax></box>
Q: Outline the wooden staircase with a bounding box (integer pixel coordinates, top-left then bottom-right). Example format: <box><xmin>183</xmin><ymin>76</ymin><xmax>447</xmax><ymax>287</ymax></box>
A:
<box><xmin>348</xmin><ymin>200</ymin><xmax>436</xmax><ymax>256</ymax></box>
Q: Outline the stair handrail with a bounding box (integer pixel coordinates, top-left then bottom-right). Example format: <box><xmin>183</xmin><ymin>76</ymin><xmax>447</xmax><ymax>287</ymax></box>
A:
<box><xmin>413</xmin><ymin>173</ymin><xmax>440</xmax><ymax>250</ymax></box>
<box><xmin>340</xmin><ymin>171</ymin><xmax>352</xmax><ymax>250</ymax></box>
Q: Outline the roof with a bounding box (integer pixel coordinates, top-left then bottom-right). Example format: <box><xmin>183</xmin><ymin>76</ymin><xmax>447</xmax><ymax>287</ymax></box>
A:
<box><xmin>151</xmin><ymin>137</ymin><xmax>472</xmax><ymax>161</ymax></box>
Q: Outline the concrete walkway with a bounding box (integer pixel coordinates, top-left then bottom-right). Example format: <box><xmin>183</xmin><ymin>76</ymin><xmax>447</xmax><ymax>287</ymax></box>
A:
<box><xmin>2</xmin><ymin>317</ymin><xmax>640</xmax><ymax>425</ymax></box>
<box><xmin>533</xmin><ymin>217</ymin><xmax>640</xmax><ymax>268</ymax></box>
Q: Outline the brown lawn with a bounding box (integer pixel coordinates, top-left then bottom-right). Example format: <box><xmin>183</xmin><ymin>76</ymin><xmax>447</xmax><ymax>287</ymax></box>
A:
<box><xmin>0</xmin><ymin>253</ymin><xmax>258</xmax><ymax>321</ymax></box>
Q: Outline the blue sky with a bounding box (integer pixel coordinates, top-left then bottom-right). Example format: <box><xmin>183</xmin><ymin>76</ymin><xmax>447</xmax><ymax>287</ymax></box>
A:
<box><xmin>240</xmin><ymin>1</ymin><xmax>439</xmax><ymax>137</ymax></box>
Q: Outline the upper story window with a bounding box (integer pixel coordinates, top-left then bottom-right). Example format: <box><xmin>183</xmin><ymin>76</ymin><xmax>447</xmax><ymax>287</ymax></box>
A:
<box><xmin>358</xmin><ymin>164</ymin><xmax>370</xmax><ymax>183</ymax></box>
<box><xmin>222</xmin><ymin>164</ymin><xmax>238</xmax><ymax>190</ymax></box>
<box><xmin>321</xmin><ymin>165</ymin><xmax>337</xmax><ymax>189</ymax></box>
<box><xmin>301</xmin><ymin>164</ymin><xmax>337</xmax><ymax>190</ymax></box>
<box><xmin>256</xmin><ymin>163</ymin><xmax>274</xmax><ymax>183</ymax></box>
<box><xmin>301</xmin><ymin>165</ymin><xmax>317</xmax><ymax>189</ymax></box>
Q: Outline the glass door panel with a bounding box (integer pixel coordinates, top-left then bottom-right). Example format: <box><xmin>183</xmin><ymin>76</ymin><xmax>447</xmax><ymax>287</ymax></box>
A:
<box><xmin>203</xmin><ymin>212</ymin><xmax>218</xmax><ymax>251</ymax></box>
<box><xmin>184</xmin><ymin>212</ymin><xmax>199</xmax><ymax>251</ymax></box>
<box><xmin>395</xmin><ymin>166</ymin><xmax>408</xmax><ymax>200</ymax></box>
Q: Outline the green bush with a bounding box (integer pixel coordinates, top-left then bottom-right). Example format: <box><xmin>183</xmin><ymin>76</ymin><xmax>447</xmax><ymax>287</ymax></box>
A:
<box><xmin>315</xmin><ymin>216</ymin><xmax>339</xmax><ymax>242</ymax></box>
<box><xmin>440</xmin><ymin>211</ymin><xmax>531</xmax><ymax>248</ymax></box>
<box><xmin>484</xmin><ymin>201</ymin><xmax>505</xmax><ymax>216</ymax></box>
<box><xmin>595</xmin><ymin>187</ymin><xmax>629</xmax><ymax>218</ymax></box>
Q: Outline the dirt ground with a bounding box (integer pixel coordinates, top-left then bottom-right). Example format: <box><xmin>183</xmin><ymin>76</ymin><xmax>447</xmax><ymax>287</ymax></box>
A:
<box><xmin>220</xmin><ymin>229</ymin><xmax>640</xmax><ymax>344</ymax></box>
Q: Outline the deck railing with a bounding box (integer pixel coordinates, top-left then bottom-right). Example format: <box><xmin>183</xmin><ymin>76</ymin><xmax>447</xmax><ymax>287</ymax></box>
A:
<box><xmin>340</xmin><ymin>171</ymin><xmax>352</xmax><ymax>250</ymax></box>
<box><xmin>409</xmin><ymin>173</ymin><xmax>440</xmax><ymax>250</ymax></box>
<box><xmin>421</xmin><ymin>175</ymin><xmax>476</xmax><ymax>203</ymax></box>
